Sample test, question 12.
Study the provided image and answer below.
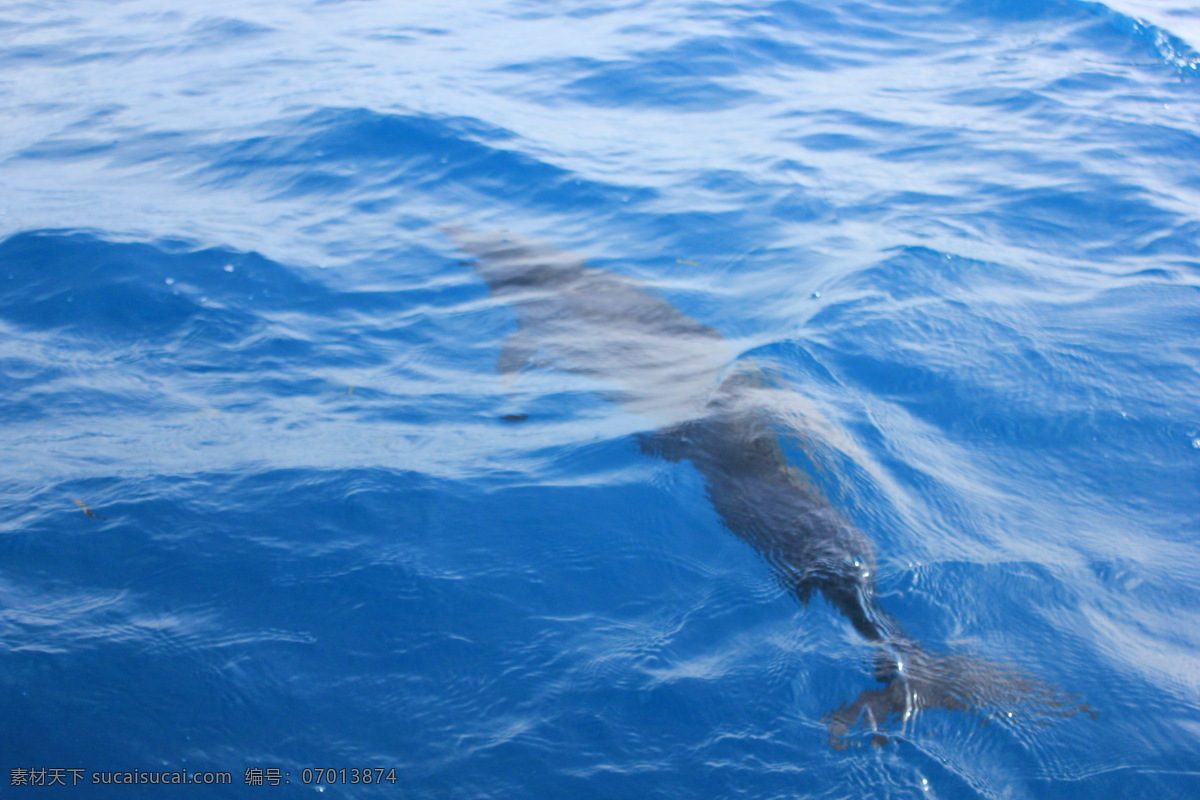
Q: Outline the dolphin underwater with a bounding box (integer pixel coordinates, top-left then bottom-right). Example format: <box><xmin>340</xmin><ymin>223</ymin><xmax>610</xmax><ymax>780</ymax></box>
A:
<box><xmin>448</xmin><ymin>226</ymin><xmax>1090</xmax><ymax>747</ymax></box>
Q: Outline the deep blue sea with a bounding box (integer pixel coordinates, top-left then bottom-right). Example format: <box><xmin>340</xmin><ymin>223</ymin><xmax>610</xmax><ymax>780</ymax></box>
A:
<box><xmin>3</xmin><ymin>0</ymin><xmax>1199</xmax><ymax>797</ymax></box>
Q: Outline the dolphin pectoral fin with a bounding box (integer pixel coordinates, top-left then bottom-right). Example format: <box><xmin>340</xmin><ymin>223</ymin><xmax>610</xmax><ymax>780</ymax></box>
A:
<box><xmin>638</xmin><ymin>431</ymin><xmax>682</xmax><ymax>461</ymax></box>
<box><xmin>497</xmin><ymin>332</ymin><xmax>538</xmax><ymax>375</ymax></box>
<box><xmin>638</xmin><ymin>420</ymin><xmax>703</xmax><ymax>462</ymax></box>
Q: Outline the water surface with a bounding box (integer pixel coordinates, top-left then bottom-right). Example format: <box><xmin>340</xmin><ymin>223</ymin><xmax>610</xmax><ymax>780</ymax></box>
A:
<box><xmin>2</xmin><ymin>1</ymin><xmax>1199</xmax><ymax>797</ymax></box>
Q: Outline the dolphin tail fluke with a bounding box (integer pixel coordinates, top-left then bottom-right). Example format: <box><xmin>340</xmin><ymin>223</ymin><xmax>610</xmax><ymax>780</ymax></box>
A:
<box><xmin>823</xmin><ymin>641</ymin><xmax>1097</xmax><ymax>749</ymax></box>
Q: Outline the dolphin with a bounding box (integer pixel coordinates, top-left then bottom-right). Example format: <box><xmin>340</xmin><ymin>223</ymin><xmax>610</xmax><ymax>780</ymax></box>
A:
<box><xmin>447</xmin><ymin>226</ymin><xmax>1091</xmax><ymax>747</ymax></box>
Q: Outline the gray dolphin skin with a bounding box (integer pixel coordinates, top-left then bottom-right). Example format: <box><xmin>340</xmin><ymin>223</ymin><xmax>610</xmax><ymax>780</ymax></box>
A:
<box><xmin>448</xmin><ymin>226</ymin><xmax>1090</xmax><ymax>747</ymax></box>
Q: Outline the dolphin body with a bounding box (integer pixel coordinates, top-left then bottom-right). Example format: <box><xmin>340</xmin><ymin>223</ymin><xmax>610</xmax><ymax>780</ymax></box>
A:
<box><xmin>449</xmin><ymin>227</ymin><xmax>1087</xmax><ymax>747</ymax></box>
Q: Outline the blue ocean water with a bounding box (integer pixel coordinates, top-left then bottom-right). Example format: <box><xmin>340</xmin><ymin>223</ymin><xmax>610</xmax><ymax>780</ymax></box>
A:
<box><xmin>2</xmin><ymin>0</ymin><xmax>1199</xmax><ymax>797</ymax></box>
